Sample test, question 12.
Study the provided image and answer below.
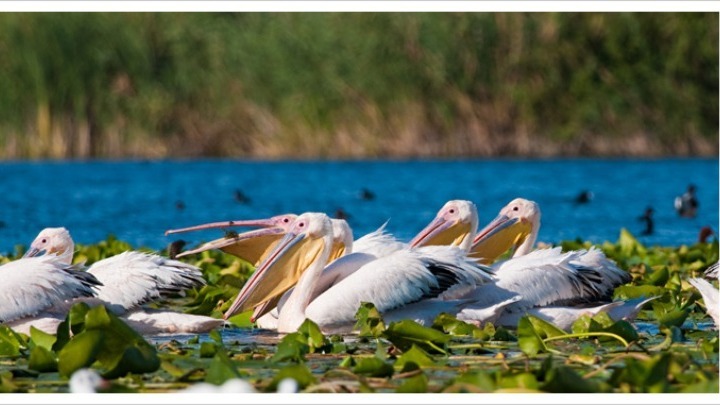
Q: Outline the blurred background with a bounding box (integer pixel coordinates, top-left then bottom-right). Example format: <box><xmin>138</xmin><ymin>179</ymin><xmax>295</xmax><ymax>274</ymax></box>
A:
<box><xmin>0</xmin><ymin>13</ymin><xmax>716</xmax><ymax>159</ymax></box>
<box><xmin>0</xmin><ymin>12</ymin><xmax>717</xmax><ymax>253</ymax></box>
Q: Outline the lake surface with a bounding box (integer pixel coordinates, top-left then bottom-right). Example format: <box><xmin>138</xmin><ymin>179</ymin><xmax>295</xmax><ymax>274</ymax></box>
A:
<box><xmin>0</xmin><ymin>158</ymin><xmax>717</xmax><ymax>254</ymax></box>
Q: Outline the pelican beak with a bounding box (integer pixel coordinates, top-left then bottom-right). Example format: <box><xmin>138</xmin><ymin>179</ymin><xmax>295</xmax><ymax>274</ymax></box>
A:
<box><xmin>223</xmin><ymin>231</ymin><xmax>326</xmax><ymax>320</ymax></box>
<box><xmin>327</xmin><ymin>241</ymin><xmax>347</xmax><ymax>263</ymax></box>
<box><xmin>175</xmin><ymin>226</ymin><xmax>286</xmax><ymax>264</ymax></box>
<box><xmin>23</xmin><ymin>247</ymin><xmax>43</xmax><ymax>258</ymax></box>
<box><xmin>165</xmin><ymin>218</ymin><xmax>279</xmax><ymax>236</ymax></box>
<box><xmin>409</xmin><ymin>216</ymin><xmax>472</xmax><ymax>248</ymax></box>
<box><xmin>470</xmin><ymin>215</ymin><xmax>532</xmax><ymax>263</ymax></box>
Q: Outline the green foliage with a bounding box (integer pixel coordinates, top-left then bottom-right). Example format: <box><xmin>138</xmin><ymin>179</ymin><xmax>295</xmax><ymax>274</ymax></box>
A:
<box><xmin>57</xmin><ymin>304</ymin><xmax>160</xmax><ymax>378</ymax></box>
<box><xmin>0</xmin><ymin>13</ymin><xmax>716</xmax><ymax>159</ymax></box>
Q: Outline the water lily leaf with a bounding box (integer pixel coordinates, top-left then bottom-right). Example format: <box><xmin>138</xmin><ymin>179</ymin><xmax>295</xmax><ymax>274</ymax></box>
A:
<box><xmin>614</xmin><ymin>285</ymin><xmax>667</xmax><ymax>300</ymax></box>
<box><xmin>353</xmin><ymin>356</ymin><xmax>394</xmax><ymax>378</ymax></box>
<box><xmin>268</xmin><ymin>364</ymin><xmax>315</xmax><ymax>391</ymax></box>
<box><xmin>645</xmin><ymin>266</ymin><xmax>669</xmax><ymax>286</ymax></box>
<box><xmin>339</xmin><ymin>356</ymin><xmax>356</xmax><ymax>368</ymax></box>
<box><xmin>30</xmin><ymin>327</ymin><xmax>56</xmax><ymax>351</ymax></box>
<box><xmin>603</xmin><ymin>320</ymin><xmax>639</xmax><ymax>344</ymax></box>
<box><xmin>200</xmin><ymin>342</ymin><xmax>217</xmax><ymax>358</ymax></box>
<box><xmin>395</xmin><ymin>345</ymin><xmax>434</xmax><ymax>369</ymax></box>
<box><xmin>28</xmin><ymin>346</ymin><xmax>57</xmax><ymax>373</ymax></box>
<box><xmin>396</xmin><ymin>373</ymin><xmax>428</xmax><ymax>393</ymax></box>
<box><xmin>354</xmin><ymin>302</ymin><xmax>386</xmax><ymax>338</ymax></box>
<box><xmin>382</xmin><ymin>320</ymin><xmax>450</xmax><ymax>354</ymax></box>
<box><xmin>103</xmin><ymin>345</ymin><xmax>160</xmax><ymax>379</ymax></box>
<box><xmin>432</xmin><ymin>313</ymin><xmax>479</xmax><ymax>336</ymax></box>
<box><xmin>0</xmin><ymin>326</ymin><xmax>25</xmax><ymax>357</ymax></box>
<box><xmin>205</xmin><ymin>351</ymin><xmax>242</xmax><ymax>385</ymax></box>
<box><xmin>271</xmin><ymin>333</ymin><xmax>308</xmax><ymax>363</ymax></box>
<box><xmin>58</xmin><ymin>329</ymin><xmax>104</xmax><ymax>377</ymax></box>
<box><xmin>499</xmin><ymin>372</ymin><xmax>540</xmax><ymax>390</ymax></box>
<box><xmin>527</xmin><ymin>315</ymin><xmax>567</xmax><ymax>338</ymax></box>
<box><xmin>454</xmin><ymin>371</ymin><xmax>495</xmax><ymax>392</ymax></box>
<box><xmin>618</xmin><ymin>228</ymin><xmax>645</xmax><ymax>257</ymax></box>
<box><xmin>0</xmin><ymin>371</ymin><xmax>17</xmax><ymax>393</ymax></box>
<box><xmin>657</xmin><ymin>308</ymin><xmax>690</xmax><ymax>328</ymax></box>
<box><xmin>541</xmin><ymin>365</ymin><xmax>599</xmax><ymax>393</ymax></box>
<box><xmin>517</xmin><ymin>317</ymin><xmax>546</xmax><ymax>357</ymax></box>
<box><xmin>226</xmin><ymin>310</ymin><xmax>253</xmax><ymax>328</ymax></box>
<box><xmin>297</xmin><ymin>319</ymin><xmax>328</xmax><ymax>352</ymax></box>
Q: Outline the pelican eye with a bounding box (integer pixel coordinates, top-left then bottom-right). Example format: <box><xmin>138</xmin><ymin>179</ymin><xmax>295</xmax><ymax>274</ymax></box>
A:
<box><xmin>449</xmin><ymin>208</ymin><xmax>456</xmax><ymax>214</ymax></box>
<box><xmin>41</xmin><ymin>238</ymin><xmax>47</xmax><ymax>244</ymax></box>
<box><xmin>513</xmin><ymin>206</ymin><xmax>519</xmax><ymax>211</ymax></box>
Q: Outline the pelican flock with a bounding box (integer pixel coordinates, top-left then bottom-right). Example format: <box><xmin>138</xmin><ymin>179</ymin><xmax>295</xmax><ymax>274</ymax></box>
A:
<box><xmin>2</xmin><ymin>196</ymin><xmax>714</xmax><ymax>340</ymax></box>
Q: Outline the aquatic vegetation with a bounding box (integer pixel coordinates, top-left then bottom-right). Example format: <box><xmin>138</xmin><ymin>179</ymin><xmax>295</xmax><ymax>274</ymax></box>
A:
<box><xmin>0</xmin><ymin>230</ymin><xmax>717</xmax><ymax>393</ymax></box>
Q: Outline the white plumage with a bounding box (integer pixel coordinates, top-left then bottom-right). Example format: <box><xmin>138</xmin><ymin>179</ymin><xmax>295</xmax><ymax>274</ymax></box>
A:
<box><xmin>689</xmin><ymin>276</ymin><xmax>719</xmax><ymax>328</ymax></box>
<box><xmin>0</xmin><ymin>255</ymin><xmax>100</xmax><ymax>323</ymax></box>
<box><xmin>22</xmin><ymin>227</ymin><xmax>220</xmax><ymax>334</ymax></box>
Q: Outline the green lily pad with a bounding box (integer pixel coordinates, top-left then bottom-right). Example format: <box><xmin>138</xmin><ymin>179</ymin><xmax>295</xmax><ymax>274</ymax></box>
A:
<box><xmin>28</xmin><ymin>345</ymin><xmax>58</xmax><ymax>373</ymax></box>
<box><xmin>353</xmin><ymin>356</ymin><xmax>394</xmax><ymax>378</ymax></box>
<box><xmin>396</xmin><ymin>372</ymin><xmax>428</xmax><ymax>393</ymax></box>
<box><xmin>517</xmin><ymin>317</ymin><xmax>546</xmax><ymax>357</ymax></box>
<box><xmin>354</xmin><ymin>302</ymin><xmax>386</xmax><ymax>338</ymax></box>
<box><xmin>382</xmin><ymin>320</ymin><xmax>450</xmax><ymax>354</ymax></box>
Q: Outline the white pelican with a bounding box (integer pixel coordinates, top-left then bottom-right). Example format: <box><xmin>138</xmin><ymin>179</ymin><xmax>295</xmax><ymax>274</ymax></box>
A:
<box><xmin>224</xmin><ymin>213</ymin><xmax>492</xmax><ymax>333</ymax></box>
<box><xmin>22</xmin><ymin>227</ymin><xmax>223</xmax><ymax>334</ymax></box>
<box><xmin>688</xmin><ymin>263</ymin><xmax>718</xmax><ymax>328</ymax></box>
<box><xmin>409</xmin><ymin>198</ymin><xmax>633</xmax><ymax>326</ymax></box>
<box><xmin>1</xmin><ymin>255</ymin><xmax>100</xmax><ymax>325</ymax></box>
<box><xmin>254</xmin><ymin>218</ymin><xmax>406</xmax><ymax>329</ymax></box>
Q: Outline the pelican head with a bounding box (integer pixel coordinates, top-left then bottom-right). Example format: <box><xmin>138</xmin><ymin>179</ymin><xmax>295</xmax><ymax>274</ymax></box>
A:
<box><xmin>409</xmin><ymin>200</ymin><xmax>478</xmax><ymax>252</ymax></box>
<box><xmin>223</xmin><ymin>213</ymin><xmax>333</xmax><ymax>320</ymax></box>
<box><xmin>166</xmin><ymin>214</ymin><xmax>297</xmax><ymax>263</ymax></box>
<box><xmin>24</xmin><ymin>227</ymin><xmax>75</xmax><ymax>264</ymax></box>
<box><xmin>471</xmin><ymin>198</ymin><xmax>540</xmax><ymax>263</ymax></box>
<box><xmin>329</xmin><ymin>218</ymin><xmax>353</xmax><ymax>262</ymax></box>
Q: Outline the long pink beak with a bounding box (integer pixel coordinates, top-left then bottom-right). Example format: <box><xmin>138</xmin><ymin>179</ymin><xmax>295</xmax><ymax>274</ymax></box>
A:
<box><xmin>165</xmin><ymin>218</ymin><xmax>278</xmax><ymax>236</ymax></box>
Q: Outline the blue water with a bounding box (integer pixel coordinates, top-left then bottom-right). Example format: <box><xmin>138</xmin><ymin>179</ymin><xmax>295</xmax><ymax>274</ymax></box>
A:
<box><xmin>0</xmin><ymin>159</ymin><xmax>717</xmax><ymax>254</ymax></box>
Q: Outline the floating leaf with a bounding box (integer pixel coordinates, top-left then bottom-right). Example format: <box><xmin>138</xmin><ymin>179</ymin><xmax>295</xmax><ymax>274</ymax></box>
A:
<box><xmin>58</xmin><ymin>329</ymin><xmax>104</xmax><ymax>377</ymax></box>
<box><xmin>353</xmin><ymin>357</ymin><xmax>394</xmax><ymax>378</ymax></box>
<box><xmin>205</xmin><ymin>351</ymin><xmax>242</xmax><ymax>385</ymax></box>
<box><xmin>396</xmin><ymin>373</ymin><xmax>428</xmax><ymax>393</ymax></box>
<box><xmin>271</xmin><ymin>333</ymin><xmax>308</xmax><ymax>363</ymax></box>
<box><xmin>199</xmin><ymin>342</ymin><xmax>218</xmax><ymax>358</ymax></box>
<box><xmin>382</xmin><ymin>320</ymin><xmax>450</xmax><ymax>354</ymax></box>
<box><xmin>657</xmin><ymin>308</ymin><xmax>690</xmax><ymax>328</ymax></box>
<box><xmin>541</xmin><ymin>365</ymin><xmax>600</xmax><ymax>393</ymax></box>
<box><xmin>0</xmin><ymin>326</ymin><xmax>25</xmax><ymax>357</ymax></box>
<box><xmin>354</xmin><ymin>302</ymin><xmax>386</xmax><ymax>338</ymax></box>
<box><xmin>395</xmin><ymin>345</ymin><xmax>434</xmax><ymax>369</ymax></box>
<box><xmin>268</xmin><ymin>364</ymin><xmax>315</xmax><ymax>391</ymax></box>
<box><xmin>432</xmin><ymin>313</ymin><xmax>479</xmax><ymax>336</ymax></box>
<box><xmin>29</xmin><ymin>327</ymin><xmax>56</xmax><ymax>351</ymax></box>
<box><xmin>517</xmin><ymin>317</ymin><xmax>546</xmax><ymax>357</ymax></box>
<box><xmin>297</xmin><ymin>319</ymin><xmax>328</xmax><ymax>352</ymax></box>
<box><xmin>28</xmin><ymin>346</ymin><xmax>58</xmax><ymax>373</ymax></box>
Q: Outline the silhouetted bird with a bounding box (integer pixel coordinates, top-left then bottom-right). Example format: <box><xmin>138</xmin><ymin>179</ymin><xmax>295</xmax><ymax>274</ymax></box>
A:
<box><xmin>639</xmin><ymin>207</ymin><xmax>654</xmax><ymax>236</ymax></box>
<box><xmin>334</xmin><ymin>208</ymin><xmax>350</xmax><ymax>220</ymax></box>
<box><xmin>359</xmin><ymin>188</ymin><xmax>375</xmax><ymax>201</ymax></box>
<box><xmin>175</xmin><ymin>200</ymin><xmax>186</xmax><ymax>211</ymax></box>
<box><xmin>675</xmin><ymin>184</ymin><xmax>698</xmax><ymax>218</ymax></box>
<box><xmin>574</xmin><ymin>190</ymin><xmax>594</xmax><ymax>205</ymax></box>
<box><xmin>234</xmin><ymin>189</ymin><xmax>251</xmax><ymax>205</ymax></box>
<box><xmin>168</xmin><ymin>240</ymin><xmax>187</xmax><ymax>259</ymax></box>
<box><xmin>699</xmin><ymin>226</ymin><xmax>715</xmax><ymax>243</ymax></box>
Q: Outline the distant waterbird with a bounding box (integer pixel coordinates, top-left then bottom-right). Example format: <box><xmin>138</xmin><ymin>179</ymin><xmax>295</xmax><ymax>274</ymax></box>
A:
<box><xmin>675</xmin><ymin>184</ymin><xmax>699</xmax><ymax>218</ymax></box>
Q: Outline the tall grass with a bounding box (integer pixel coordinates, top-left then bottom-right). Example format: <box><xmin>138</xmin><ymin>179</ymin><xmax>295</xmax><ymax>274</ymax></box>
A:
<box><xmin>0</xmin><ymin>13</ymin><xmax>716</xmax><ymax>159</ymax></box>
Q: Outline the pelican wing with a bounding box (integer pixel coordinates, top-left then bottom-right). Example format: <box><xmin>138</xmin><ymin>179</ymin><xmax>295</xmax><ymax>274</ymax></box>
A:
<box><xmin>87</xmin><ymin>251</ymin><xmax>205</xmax><ymax>314</ymax></box>
<box><xmin>352</xmin><ymin>222</ymin><xmax>406</xmax><ymax>257</ymax></box>
<box><xmin>0</xmin><ymin>256</ymin><xmax>99</xmax><ymax>323</ymax></box>
<box><xmin>305</xmin><ymin>246</ymin><xmax>491</xmax><ymax>328</ymax></box>
<box><xmin>569</xmin><ymin>247</ymin><xmax>631</xmax><ymax>287</ymax></box>
<box><xmin>688</xmin><ymin>278</ymin><xmax>719</xmax><ymax>327</ymax></box>
<box><xmin>492</xmin><ymin>247</ymin><xmax>618</xmax><ymax>309</ymax></box>
<box><xmin>705</xmin><ymin>262</ymin><xmax>719</xmax><ymax>279</ymax></box>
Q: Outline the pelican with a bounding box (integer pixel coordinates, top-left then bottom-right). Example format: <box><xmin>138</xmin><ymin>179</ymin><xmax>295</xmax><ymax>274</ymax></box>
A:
<box><xmin>1</xmin><ymin>255</ymin><xmax>101</xmax><ymax>329</ymax></box>
<box><xmin>22</xmin><ymin>227</ymin><xmax>223</xmax><ymax>335</ymax></box>
<box><xmin>409</xmin><ymin>198</ymin><xmax>632</xmax><ymax>326</ymax></box>
<box><xmin>224</xmin><ymin>213</ymin><xmax>492</xmax><ymax>334</ymax></box>
<box><xmin>688</xmin><ymin>263</ymin><xmax>719</xmax><ymax>328</ymax></box>
<box><xmin>254</xmin><ymin>218</ymin><xmax>406</xmax><ymax>329</ymax></box>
